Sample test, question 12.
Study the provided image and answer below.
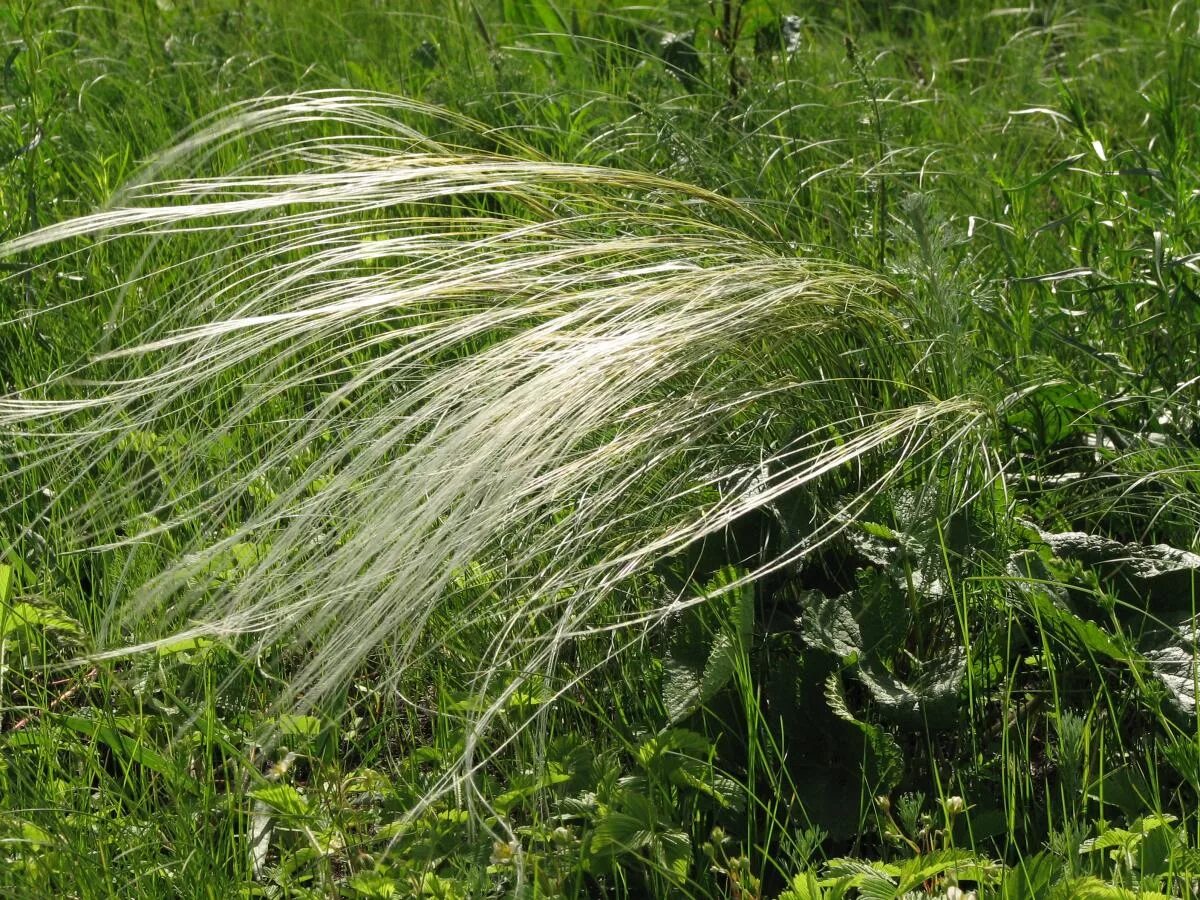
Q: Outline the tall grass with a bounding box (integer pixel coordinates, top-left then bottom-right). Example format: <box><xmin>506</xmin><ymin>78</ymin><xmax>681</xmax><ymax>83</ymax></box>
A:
<box><xmin>4</xmin><ymin>2</ymin><xmax>1198</xmax><ymax>894</ymax></box>
<box><xmin>1</xmin><ymin>90</ymin><xmax>987</xmax><ymax>802</ymax></box>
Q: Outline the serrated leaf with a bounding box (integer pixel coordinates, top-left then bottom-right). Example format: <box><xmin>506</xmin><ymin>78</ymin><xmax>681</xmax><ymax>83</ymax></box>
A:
<box><xmin>827</xmin><ymin>857</ymin><xmax>901</xmax><ymax>878</ymax></box>
<box><xmin>779</xmin><ymin>871</ymin><xmax>823</xmax><ymax>900</ymax></box>
<box><xmin>230</xmin><ymin>542</ymin><xmax>262</xmax><ymax>568</ymax></box>
<box><xmin>859</xmin><ymin>520</ymin><xmax>901</xmax><ymax>543</ymax></box>
<box><xmin>824</xmin><ymin>857</ymin><xmax>898</xmax><ymax>899</ymax></box>
<box><xmin>493</xmin><ymin>770</ymin><xmax>571</xmax><ymax>814</ymax></box>
<box><xmin>589</xmin><ymin>811</ymin><xmax>653</xmax><ymax>856</ymax></box>
<box><xmin>896</xmin><ymin>849</ymin><xmax>992</xmax><ymax>891</ymax></box>
<box><xmin>856</xmin><ymin>655</ymin><xmax>964</xmax><ymax>730</ymax></box>
<box><xmin>1040</xmin><ymin>532</ymin><xmax>1200</xmax><ymax>617</ymax></box>
<box><xmin>824</xmin><ymin>674</ymin><xmax>903</xmax><ymax>791</ymax></box>
<box><xmin>673</xmin><ymin>766</ymin><xmax>743</xmax><ymax>810</ymax></box>
<box><xmin>1144</xmin><ymin>623</ymin><xmax>1199</xmax><ymax>716</ymax></box>
<box><xmin>1172</xmin><ymin>845</ymin><xmax>1200</xmax><ymax>873</ymax></box>
<box><xmin>699</xmin><ymin>631</ymin><xmax>738</xmax><ymax>703</ymax></box>
<box><xmin>857</xmin><ymin>879</ymin><xmax>899</xmax><ymax>900</ymax></box>
<box><xmin>662</xmin><ymin>568</ymin><xmax>753</xmax><ymax>722</ymax></box>
<box><xmin>708</xmin><ymin>566</ymin><xmax>755</xmax><ymax>643</ymax></box>
<box><xmin>662</xmin><ymin>658</ymin><xmax>702</xmax><ymax>724</ymax></box>
<box><xmin>1079</xmin><ymin>827</ymin><xmax>1136</xmax><ymax>853</ymax></box>
<box><xmin>654</xmin><ymin>829</ymin><xmax>691</xmax><ymax>884</ymax></box>
<box><xmin>1132</xmin><ymin>812</ymin><xmax>1176</xmax><ymax>834</ymax></box>
<box><xmin>1000</xmin><ymin>851</ymin><xmax>1057</xmax><ymax>899</ymax></box>
<box><xmin>800</xmin><ymin>592</ymin><xmax>862</xmax><ymax>661</ymax></box>
<box><xmin>1013</xmin><ymin>570</ymin><xmax>1132</xmax><ymax>664</ymax></box>
<box><xmin>1057</xmin><ymin>879</ymin><xmax>1172</xmax><ymax>900</ymax></box>
<box><xmin>636</xmin><ymin>728</ymin><xmax>712</xmax><ymax>774</ymax></box>
<box><xmin>347</xmin><ymin>870</ymin><xmax>400</xmax><ymax>897</ymax></box>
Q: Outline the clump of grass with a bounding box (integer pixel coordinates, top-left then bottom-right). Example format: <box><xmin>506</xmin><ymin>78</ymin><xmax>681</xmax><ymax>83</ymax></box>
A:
<box><xmin>0</xmin><ymin>90</ymin><xmax>985</xmax><ymax>807</ymax></box>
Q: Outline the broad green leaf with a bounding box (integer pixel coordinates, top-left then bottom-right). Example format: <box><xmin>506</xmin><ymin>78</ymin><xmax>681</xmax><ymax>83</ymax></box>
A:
<box><xmin>230</xmin><ymin>542</ymin><xmax>262</xmax><ymax>568</ymax></box>
<box><xmin>855</xmin><ymin>655</ymin><xmax>964</xmax><ymax>730</ymax></box>
<box><xmin>1162</xmin><ymin>734</ymin><xmax>1200</xmax><ymax>790</ymax></box>
<box><xmin>413</xmin><ymin>873</ymin><xmax>465</xmax><ymax>899</ymax></box>
<box><xmin>800</xmin><ymin>592</ymin><xmax>862</xmax><ymax>662</ymax></box>
<box><xmin>1006</xmin><ymin>382</ymin><xmax>1103</xmax><ymax>446</ymax></box>
<box><xmin>698</xmin><ymin>632</ymin><xmax>738</xmax><ymax>705</ymax></box>
<box><xmin>1172</xmin><ymin>845</ymin><xmax>1200</xmax><ymax>874</ymax></box>
<box><xmin>824</xmin><ymin>675</ymin><xmax>903</xmax><ymax>791</ymax></box>
<box><xmin>433</xmin><ymin>809</ymin><xmax>469</xmax><ymax>826</ymax></box>
<box><xmin>503</xmin><ymin>680</ymin><xmax>549</xmax><ymax>711</ymax></box>
<box><xmin>0</xmin><ymin>817</ymin><xmax>53</xmax><ymax>846</ymax></box>
<box><xmin>655</xmin><ymin>829</ymin><xmax>691</xmax><ymax>884</ymax></box>
<box><xmin>779</xmin><ymin>871</ymin><xmax>824</xmax><ymax>900</ymax></box>
<box><xmin>275</xmin><ymin>714</ymin><xmax>323</xmax><ymax>737</ymax></box>
<box><xmin>492</xmin><ymin>770</ymin><xmax>570</xmax><ymax>814</ymax></box>
<box><xmin>662</xmin><ymin>568</ymin><xmax>754</xmax><ymax>722</ymax></box>
<box><xmin>1039</xmin><ymin>532</ymin><xmax>1200</xmax><ymax>617</ymax></box>
<box><xmin>636</xmin><ymin>728</ymin><xmax>712</xmax><ymax>772</ymax></box>
<box><xmin>1000</xmin><ymin>852</ymin><xmax>1057</xmax><ymax>899</ymax></box>
<box><xmin>0</xmin><ymin>563</ymin><xmax>11</xmax><ymax>604</ymax></box>
<box><xmin>1010</xmin><ymin>559</ymin><xmax>1132</xmax><ymax>664</ymax></box>
<box><xmin>672</xmin><ymin>765</ymin><xmax>742</xmax><ymax>810</ymax></box>
<box><xmin>849</xmin><ymin>569</ymin><xmax>908</xmax><ymax>660</ymax></box>
<box><xmin>823</xmin><ymin>858</ymin><xmax>898</xmax><ymax>898</ymax></box>
<box><xmin>155</xmin><ymin>635</ymin><xmax>216</xmax><ymax>658</ymax></box>
<box><xmin>1078</xmin><ymin>827</ymin><xmax>1136</xmax><ymax>853</ymax></box>
<box><xmin>856</xmin><ymin>880</ymin><xmax>897</xmax><ymax>900</ymax></box>
<box><xmin>859</xmin><ymin>520</ymin><xmax>901</xmax><ymax>543</ymax></box>
<box><xmin>1055</xmin><ymin>879</ymin><xmax>1172</xmax><ymax>900</ymax></box>
<box><xmin>589</xmin><ymin>811</ymin><xmax>653</xmax><ymax>856</ymax></box>
<box><xmin>1</xmin><ymin>601</ymin><xmax>83</xmax><ymax>639</ymax></box>
<box><xmin>1144</xmin><ymin>623</ymin><xmax>1199</xmax><ymax>716</ymax></box>
<box><xmin>347</xmin><ymin>870</ymin><xmax>400</xmax><ymax>898</ymax></box>
<box><xmin>18</xmin><ymin>820</ymin><xmax>52</xmax><ymax>845</ymax></box>
<box><xmin>662</xmin><ymin>658</ymin><xmax>702</xmax><ymax>724</ymax></box>
<box><xmin>1132</xmin><ymin>812</ymin><xmax>1177</xmax><ymax>834</ymax></box>
<box><xmin>4</xmin><ymin>728</ymin><xmax>60</xmax><ymax>750</ymax></box>
<box><xmin>896</xmin><ymin>849</ymin><xmax>992</xmax><ymax>891</ymax></box>
<box><xmin>251</xmin><ymin>784</ymin><xmax>309</xmax><ymax>818</ymax></box>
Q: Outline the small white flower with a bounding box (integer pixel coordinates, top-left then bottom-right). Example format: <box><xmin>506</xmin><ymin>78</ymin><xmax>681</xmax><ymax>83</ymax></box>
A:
<box><xmin>942</xmin><ymin>795</ymin><xmax>966</xmax><ymax>815</ymax></box>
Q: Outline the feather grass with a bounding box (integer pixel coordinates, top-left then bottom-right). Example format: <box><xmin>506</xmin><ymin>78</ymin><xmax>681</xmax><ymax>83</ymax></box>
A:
<box><xmin>0</xmin><ymin>90</ymin><xmax>989</xmax><ymax>790</ymax></box>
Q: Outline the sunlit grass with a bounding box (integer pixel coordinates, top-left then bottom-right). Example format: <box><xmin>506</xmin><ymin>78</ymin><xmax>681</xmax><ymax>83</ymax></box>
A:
<box><xmin>1</xmin><ymin>1</ymin><xmax>1198</xmax><ymax>897</ymax></box>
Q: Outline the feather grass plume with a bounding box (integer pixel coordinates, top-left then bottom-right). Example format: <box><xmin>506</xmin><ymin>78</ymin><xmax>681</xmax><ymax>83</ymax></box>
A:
<box><xmin>0</xmin><ymin>91</ymin><xmax>988</xmax><ymax>783</ymax></box>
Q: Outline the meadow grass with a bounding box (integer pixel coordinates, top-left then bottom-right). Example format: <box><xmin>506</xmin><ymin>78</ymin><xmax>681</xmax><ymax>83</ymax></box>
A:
<box><xmin>1</xmin><ymin>1</ymin><xmax>1199</xmax><ymax>897</ymax></box>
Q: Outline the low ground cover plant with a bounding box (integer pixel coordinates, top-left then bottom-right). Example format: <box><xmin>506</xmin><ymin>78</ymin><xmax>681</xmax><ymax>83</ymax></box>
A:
<box><xmin>1</xmin><ymin>1</ymin><xmax>1199</xmax><ymax>897</ymax></box>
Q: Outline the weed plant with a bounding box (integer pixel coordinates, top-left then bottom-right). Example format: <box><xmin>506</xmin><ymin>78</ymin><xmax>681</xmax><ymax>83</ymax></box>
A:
<box><xmin>1</xmin><ymin>1</ymin><xmax>1199</xmax><ymax>898</ymax></box>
